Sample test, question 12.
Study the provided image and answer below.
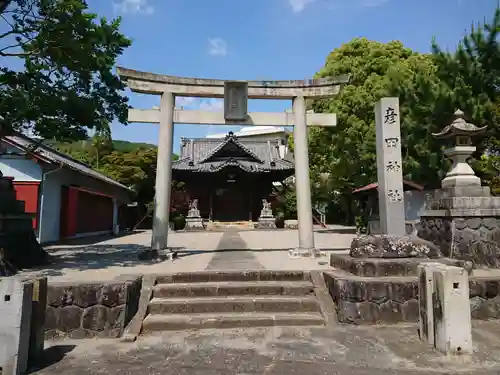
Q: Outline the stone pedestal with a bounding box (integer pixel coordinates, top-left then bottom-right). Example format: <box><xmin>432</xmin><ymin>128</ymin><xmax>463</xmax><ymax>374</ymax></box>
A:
<box><xmin>256</xmin><ymin>201</ymin><xmax>276</xmax><ymax>229</ymax></box>
<box><xmin>418</xmin><ymin>186</ymin><xmax>500</xmax><ymax>267</ymax></box>
<box><xmin>184</xmin><ymin>208</ymin><xmax>204</xmax><ymax>231</ymax></box>
<box><xmin>257</xmin><ymin>208</ymin><xmax>276</xmax><ymax>230</ymax></box>
<box><xmin>257</xmin><ymin>216</ymin><xmax>276</xmax><ymax>229</ymax></box>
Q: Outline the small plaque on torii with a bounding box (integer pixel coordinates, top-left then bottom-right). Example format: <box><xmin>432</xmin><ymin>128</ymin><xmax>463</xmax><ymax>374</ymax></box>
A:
<box><xmin>224</xmin><ymin>81</ymin><xmax>248</xmax><ymax>121</ymax></box>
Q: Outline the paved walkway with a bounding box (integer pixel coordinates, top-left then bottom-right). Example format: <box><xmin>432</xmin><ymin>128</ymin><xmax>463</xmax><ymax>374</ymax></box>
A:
<box><xmin>20</xmin><ymin>229</ymin><xmax>353</xmax><ymax>282</ymax></box>
<box><xmin>206</xmin><ymin>232</ymin><xmax>264</xmax><ymax>270</ymax></box>
<box><xmin>34</xmin><ymin>321</ymin><xmax>500</xmax><ymax>375</ymax></box>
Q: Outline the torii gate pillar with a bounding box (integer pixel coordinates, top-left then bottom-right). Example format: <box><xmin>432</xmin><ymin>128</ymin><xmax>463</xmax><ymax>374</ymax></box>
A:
<box><xmin>292</xmin><ymin>95</ymin><xmax>315</xmax><ymax>255</ymax></box>
<box><xmin>151</xmin><ymin>92</ymin><xmax>175</xmax><ymax>251</ymax></box>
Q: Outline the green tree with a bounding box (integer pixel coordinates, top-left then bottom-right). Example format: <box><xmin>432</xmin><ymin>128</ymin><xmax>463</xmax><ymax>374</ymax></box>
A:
<box><xmin>432</xmin><ymin>8</ymin><xmax>500</xmax><ymax>148</ymax></box>
<box><xmin>305</xmin><ymin>38</ymin><xmax>448</xmax><ymax>223</ymax></box>
<box><xmin>431</xmin><ymin>7</ymin><xmax>500</xmax><ymax>193</ymax></box>
<box><xmin>91</xmin><ymin>128</ymin><xmax>113</xmax><ymax>169</ymax></box>
<box><xmin>0</xmin><ymin>0</ymin><xmax>131</xmax><ymax>140</ymax></box>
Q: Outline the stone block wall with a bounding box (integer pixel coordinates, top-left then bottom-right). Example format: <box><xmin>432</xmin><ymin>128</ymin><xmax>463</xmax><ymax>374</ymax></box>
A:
<box><xmin>470</xmin><ymin>278</ymin><xmax>500</xmax><ymax>319</ymax></box>
<box><xmin>325</xmin><ymin>273</ymin><xmax>500</xmax><ymax>324</ymax></box>
<box><xmin>325</xmin><ymin>274</ymin><xmax>419</xmax><ymax>324</ymax></box>
<box><xmin>45</xmin><ymin>277</ymin><xmax>142</xmax><ymax>339</ymax></box>
<box><xmin>419</xmin><ymin>217</ymin><xmax>500</xmax><ymax>266</ymax></box>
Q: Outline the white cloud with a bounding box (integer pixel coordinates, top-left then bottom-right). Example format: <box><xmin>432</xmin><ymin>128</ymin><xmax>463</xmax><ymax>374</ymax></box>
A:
<box><xmin>289</xmin><ymin>0</ymin><xmax>315</xmax><ymax>13</ymax></box>
<box><xmin>288</xmin><ymin>0</ymin><xmax>389</xmax><ymax>12</ymax></box>
<box><xmin>355</xmin><ymin>0</ymin><xmax>389</xmax><ymax>7</ymax></box>
<box><xmin>175</xmin><ymin>97</ymin><xmax>223</xmax><ymax>112</ymax></box>
<box><xmin>113</xmin><ymin>0</ymin><xmax>154</xmax><ymax>15</ymax></box>
<box><xmin>207</xmin><ymin>38</ymin><xmax>228</xmax><ymax>56</ymax></box>
<box><xmin>199</xmin><ymin>99</ymin><xmax>224</xmax><ymax>111</ymax></box>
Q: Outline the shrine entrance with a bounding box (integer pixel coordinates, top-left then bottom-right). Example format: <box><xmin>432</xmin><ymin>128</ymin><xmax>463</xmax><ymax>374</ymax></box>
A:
<box><xmin>117</xmin><ymin>67</ymin><xmax>348</xmax><ymax>256</ymax></box>
<box><xmin>213</xmin><ymin>185</ymin><xmax>247</xmax><ymax>222</ymax></box>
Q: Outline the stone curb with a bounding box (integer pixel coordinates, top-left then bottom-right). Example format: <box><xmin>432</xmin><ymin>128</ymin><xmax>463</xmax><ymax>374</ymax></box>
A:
<box><xmin>310</xmin><ymin>271</ymin><xmax>337</xmax><ymax>328</ymax></box>
<box><xmin>121</xmin><ymin>275</ymin><xmax>155</xmax><ymax>342</ymax></box>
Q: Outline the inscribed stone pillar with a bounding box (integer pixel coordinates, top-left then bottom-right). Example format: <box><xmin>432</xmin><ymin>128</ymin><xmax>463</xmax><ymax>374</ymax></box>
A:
<box><xmin>292</xmin><ymin>95</ymin><xmax>316</xmax><ymax>254</ymax></box>
<box><xmin>151</xmin><ymin>92</ymin><xmax>175</xmax><ymax>251</ymax></box>
<box><xmin>375</xmin><ymin>97</ymin><xmax>405</xmax><ymax>236</ymax></box>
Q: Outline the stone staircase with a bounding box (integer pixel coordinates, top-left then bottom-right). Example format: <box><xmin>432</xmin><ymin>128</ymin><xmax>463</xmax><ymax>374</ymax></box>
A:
<box><xmin>141</xmin><ymin>270</ymin><xmax>327</xmax><ymax>332</ymax></box>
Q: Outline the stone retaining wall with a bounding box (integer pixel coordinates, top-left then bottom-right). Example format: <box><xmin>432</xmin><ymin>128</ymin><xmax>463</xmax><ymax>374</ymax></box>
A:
<box><xmin>419</xmin><ymin>217</ymin><xmax>500</xmax><ymax>267</ymax></box>
<box><xmin>325</xmin><ymin>274</ymin><xmax>419</xmax><ymax>324</ymax></box>
<box><xmin>45</xmin><ymin>276</ymin><xmax>142</xmax><ymax>339</ymax></box>
<box><xmin>325</xmin><ymin>272</ymin><xmax>500</xmax><ymax>324</ymax></box>
<box><xmin>470</xmin><ymin>278</ymin><xmax>500</xmax><ymax>319</ymax></box>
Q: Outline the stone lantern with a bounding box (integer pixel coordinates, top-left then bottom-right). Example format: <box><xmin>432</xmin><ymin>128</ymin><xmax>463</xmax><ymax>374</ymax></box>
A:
<box><xmin>432</xmin><ymin>110</ymin><xmax>487</xmax><ymax>188</ymax></box>
<box><xmin>417</xmin><ymin>109</ymin><xmax>500</xmax><ymax>267</ymax></box>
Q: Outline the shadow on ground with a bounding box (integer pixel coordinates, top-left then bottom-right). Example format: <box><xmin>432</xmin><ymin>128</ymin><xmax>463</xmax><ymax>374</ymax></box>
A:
<box><xmin>21</xmin><ymin>244</ymin><xmax>186</xmax><ymax>277</ymax></box>
<box><xmin>44</xmin><ymin>231</ymin><xmax>146</xmax><ymax>249</ymax></box>
<box><xmin>175</xmin><ymin>248</ymin><xmax>348</xmax><ymax>259</ymax></box>
<box><xmin>29</xmin><ymin>345</ymin><xmax>76</xmax><ymax>374</ymax></box>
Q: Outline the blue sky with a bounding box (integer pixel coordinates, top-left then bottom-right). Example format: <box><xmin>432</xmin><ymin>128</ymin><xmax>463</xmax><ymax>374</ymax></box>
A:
<box><xmin>7</xmin><ymin>0</ymin><xmax>500</xmax><ymax>152</ymax></box>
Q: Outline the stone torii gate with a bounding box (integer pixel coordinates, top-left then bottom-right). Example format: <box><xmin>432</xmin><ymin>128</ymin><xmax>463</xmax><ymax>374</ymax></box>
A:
<box><xmin>117</xmin><ymin>67</ymin><xmax>349</xmax><ymax>256</ymax></box>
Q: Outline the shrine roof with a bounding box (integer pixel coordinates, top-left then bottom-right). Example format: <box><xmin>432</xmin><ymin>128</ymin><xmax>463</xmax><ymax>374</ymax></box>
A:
<box><xmin>352</xmin><ymin>180</ymin><xmax>424</xmax><ymax>194</ymax></box>
<box><xmin>172</xmin><ymin>132</ymin><xmax>294</xmax><ymax>173</ymax></box>
<box><xmin>2</xmin><ymin>133</ymin><xmax>133</xmax><ymax>193</ymax></box>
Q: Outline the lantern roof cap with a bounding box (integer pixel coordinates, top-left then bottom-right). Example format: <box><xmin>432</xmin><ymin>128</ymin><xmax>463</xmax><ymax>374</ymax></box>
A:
<box><xmin>432</xmin><ymin>110</ymin><xmax>487</xmax><ymax>139</ymax></box>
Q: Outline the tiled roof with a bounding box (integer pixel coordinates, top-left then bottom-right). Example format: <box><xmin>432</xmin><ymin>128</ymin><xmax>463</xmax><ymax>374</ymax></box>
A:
<box><xmin>352</xmin><ymin>180</ymin><xmax>424</xmax><ymax>194</ymax></box>
<box><xmin>3</xmin><ymin>133</ymin><xmax>133</xmax><ymax>193</ymax></box>
<box><xmin>173</xmin><ymin>132</ymin><xmax>294</xmax><ymax>173</ymax></box>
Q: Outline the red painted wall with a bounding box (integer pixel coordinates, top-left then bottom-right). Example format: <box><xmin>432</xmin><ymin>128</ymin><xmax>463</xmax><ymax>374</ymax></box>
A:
<box><xmin>59</xmin><ymin>185</ymin><xmax>114</xmax><ymax>239</ymax></box>
<box><xmin>12</xmin><ymin>181</ymin><xmax>40</xmax><ymax>229</ymax></box>
<box><xmin>76</xmin><ymin>189</ymin><xmax>113</xmax><ymax>234</ymax></box>
<box><xmin>59</xmin><ymin>186</ymin><xmax>79</xmax><ymax>238</ymax></box>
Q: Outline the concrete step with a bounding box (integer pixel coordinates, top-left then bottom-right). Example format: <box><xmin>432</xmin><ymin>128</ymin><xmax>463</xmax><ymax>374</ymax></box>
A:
<box><xmin>147</xmin><ymin>295</ymin><xmax>321</xmax><ymax>315</ymax></box>
<box><xmin>205</xmin><ymin>221</ymin><xmax>255</xmax><ymax>231</ymax></box>
<box><xmin>152</xmin><ymin>280</ymin><xmax>315</xmax><ymax>298</ymax></box>
<box><xmin>142</xmin><ymin>312</ymin><xmax>325</xmax><ymax>332</ymax></box>
<box><xmin>156</xmin><ymin>270</ymin><xmax>310</xmax><ymax>284</ymax></box>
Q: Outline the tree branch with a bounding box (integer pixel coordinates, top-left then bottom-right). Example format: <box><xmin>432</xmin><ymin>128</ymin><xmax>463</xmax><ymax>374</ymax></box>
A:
<box><xmin>0</xmin><ymin>0</ymin><xmax>12</xmax><ymax>14</ymax></box>
<box><xmin>0</xmin><ymin>50</ymin><xmax>32</xmax><ymax>56</ymax></box>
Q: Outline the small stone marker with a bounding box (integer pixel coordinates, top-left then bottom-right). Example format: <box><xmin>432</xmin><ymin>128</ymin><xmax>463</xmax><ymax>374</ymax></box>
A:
<box><xmin>418</xmin><ymin>264</ymin><xmax>472</xmax><ymax>355</ymax></box>
<box><xmin>27</xmin><ymin>276</ymin><xmax>47</xmax><ymax>368</ymax></box>
<box><xmin>433</xmin><ymin>265</ymin><xmax>472</xmax><ymax>355</ymax></box>
<box><xmin>375</xmin><ymin>97</ymin><xmax>405</xmax><ymax>236</ymax></box>
<box><xmin>0</xmin><ymin>277</ymin><xmax>34</xmax><ymax>375</ymax></box>
<box><xmin>417</xmin><ymin>263</ymin><xmax>446</xmax><ymax>345</ymax></box>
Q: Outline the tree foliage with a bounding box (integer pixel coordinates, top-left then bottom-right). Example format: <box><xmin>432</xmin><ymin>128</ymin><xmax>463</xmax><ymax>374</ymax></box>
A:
<box><xmin>304</xmin><ymin>39</ymin><xmax>446</xmax><ymax>223</ymax></box>
<box><xmin>54</xmin><ymin>135</ymin><xmax>184</xmax><ymax>226</ymax></box>
<box><xmin>431</xmin><ymin>7</ymin><xmax>500</xmax><ymax>190</ymax></box>
<box><xmin>0</xmin><ymin>0</ymin><xmax>131</xmax><ymax>140</ymax></box>
<box><xmin>305</xmin><ymin>7</ymin><xmax>500</xmax><ymax>224</ymax></box>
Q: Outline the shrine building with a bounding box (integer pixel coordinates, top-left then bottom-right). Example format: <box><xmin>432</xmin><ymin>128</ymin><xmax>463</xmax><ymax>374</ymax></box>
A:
<box><xmin>172</xmin><ymin>127</ymin><xmax>294</xmax><ymax>222</ymax></box>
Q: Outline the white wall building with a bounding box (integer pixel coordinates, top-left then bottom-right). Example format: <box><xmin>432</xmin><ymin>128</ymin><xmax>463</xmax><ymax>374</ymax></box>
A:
<box><xmin>0</xmin><ymin>134</ymin><xmax>133</xmax><ymax>244</ymax></box>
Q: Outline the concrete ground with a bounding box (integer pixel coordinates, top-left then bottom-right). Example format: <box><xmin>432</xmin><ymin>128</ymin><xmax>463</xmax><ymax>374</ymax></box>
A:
<box><xmin>20</xmin><ymin>229</ymin><xmax>354</xmax><ymax>282</ymax></box>
<box><xmin>34</xmin><ymin>321</ymin><xmax>500</xmax><ymax>375</ymax></box>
